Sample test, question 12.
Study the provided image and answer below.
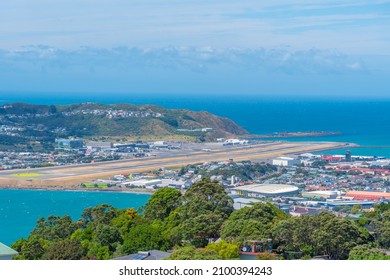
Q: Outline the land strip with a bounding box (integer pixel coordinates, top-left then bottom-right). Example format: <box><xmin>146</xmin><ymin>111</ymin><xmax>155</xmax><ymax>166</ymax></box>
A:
<box><xmin>0</xmin><ymin>141</ymin><xmax>351</xmax><ymax>188</ymax></box>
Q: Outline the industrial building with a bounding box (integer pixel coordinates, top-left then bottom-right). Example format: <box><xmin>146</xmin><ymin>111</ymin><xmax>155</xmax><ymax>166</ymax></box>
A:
<box><xmin>302</xmin><ymin>190</ymin><xmax>338</xmax><ymax>199</ymax></box>
<box><xmin>86</xmin><ymin>141</ymin><xmax>113</xmax><ymax>151</ymax></box>
<box><xmin>345</xmin><ymin>191</ymin><xmax>390</xmax><ymax>201</ymax></box>
<box><xmin>55</xmin><ymin>138</ymin><xmax>84</xmax><ymax>149</ymax></box>
<box><xmin>231</xmin><ymin>184</ymin><xmax>299</xmax><ymax>198</ymax></box>
<box><xmin>317</xmin><ymin>199</ymin><xmax>376</xmax><ymax>209</ymax></box>
<box><xmin>272</xmin><ymin>157</ymin><xmax>300</xmax><ymax>166</ymax></box>
<box><xmin>122</xmin><ymin>179</ymin><xmax>162</xmax><ymax>189</ymax></box>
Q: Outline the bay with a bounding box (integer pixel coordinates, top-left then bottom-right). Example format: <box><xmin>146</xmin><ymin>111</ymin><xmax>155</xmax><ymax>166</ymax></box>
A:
<box><xmin>0</xmin><ymin>189</ymin><xmax>150</xmax><ymax>246</ymax></box>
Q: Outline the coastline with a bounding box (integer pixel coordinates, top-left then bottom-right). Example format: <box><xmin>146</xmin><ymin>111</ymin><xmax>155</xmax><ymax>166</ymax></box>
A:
<box><xmin>0</xmin><ymin>184</ymin><xmax>154</xmax><ymax>195</ymax></box>
<box><xmin>249</xmin><ymin>131</ymin><xmax>342</xmax><ymax>139</ymax></box>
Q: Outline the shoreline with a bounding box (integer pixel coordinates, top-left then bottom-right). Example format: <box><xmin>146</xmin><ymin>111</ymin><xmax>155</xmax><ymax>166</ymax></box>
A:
<box><xmin>0</xmin><ymin>185</ymin><xmax>154</xmax><ymax>195</ymax></box>
<box><xmin>248</xmin><ymin>131</ymin><xmax>342</xmax><ymax>139</ymax></box>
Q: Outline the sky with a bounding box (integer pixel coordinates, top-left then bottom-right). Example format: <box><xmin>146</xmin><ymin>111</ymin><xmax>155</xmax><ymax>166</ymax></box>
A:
<box><xmin>0</xmin><ymin>0</ymin><xmax>389</xmax><ymax>98</ymax></box>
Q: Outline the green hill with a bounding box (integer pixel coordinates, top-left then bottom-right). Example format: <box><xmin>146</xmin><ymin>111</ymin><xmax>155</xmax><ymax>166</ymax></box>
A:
<box><xmin>0</xmin><ymin>102</ymin><xmax>248</xmax><ymax>150</ymax></box>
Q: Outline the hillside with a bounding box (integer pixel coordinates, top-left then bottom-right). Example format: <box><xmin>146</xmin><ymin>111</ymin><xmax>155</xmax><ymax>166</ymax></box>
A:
<box><xmin>0</xmin><ymin>102</ymin><xmax>248</xmax><ymax>150</ymax></box>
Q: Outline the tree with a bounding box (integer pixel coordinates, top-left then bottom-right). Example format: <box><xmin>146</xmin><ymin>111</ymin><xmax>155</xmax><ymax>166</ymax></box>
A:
<box><xmin>15</xmin><ymin>235</ymin><xmax>49</xmax><ymax>260</ymax></box>
<box><xmin>273</xmin><ymin>212</ymin><xmax>371</xmax><ymax>259</ymax></box>
<box><xmin>221</xmin><ymin>202</ymin><xmax>288</xmax><ymax>241</ymax></box>
<box><xmin>122</xmin><ymin>221</ymin><xmax>172</xmax><ymax>254</ymax></box>
<box><xmin>206</xmin><ymin>240</ymin><xmax>239</xmax><ymax>259</ymax></box>
<box><xmin>165</xmin><ymin>246</ymin><xmax>222</xmax><ymax>260</ymax></box>
<box><xmin>144</xmin><ymin>188</ymin><xmax>182</xmax><ymax>220</ymax></box>
<box><xmin>81</xmin><ymin>204</ymin><xmax>121</xmax><ymax>228</ymax></box>
<box><xmin>93</xmin><ymin>224</ymin><xmax>122</xmax><ymax>251</ymax></box>
<box><xmin>256</xmin><ymin>252</ymin><xmax>278</xmax><ymax>260</ymax></box>
<box><xmin>312</xmin><ymin>213</ymin><xmax>369</xmax><ymax>259</ymax></box>
<box><xmin>351</xmin><ymin>205</ymin><xmax>362</xmax><ymax>214</ymax></box>
<box><xmin>42</xmin><ymin>239</ymin><xmax>86</xmax><ymax>260</ymax></box>
<box><xmin>349</xmin><ymin>244</ymin><xmax>389</xmax><ymax>260</ymax></box>
<box><xmin>181</xmin><ymin>178</ymin><xmax>234</xmax><ymax>219</ymax></box>
<box><xmin>181</xmin><ymin>213</ymin><xmax>225</xmax><ymax>243</ymax></box>
<box><xmin>166</xmin><ymin>178</ymin><xmax>234</xmax><ymax>245</ymax></box>
<box><xmin>110</xmin><ymin>208</ymin><xmax>139</xmax><ymax>236</ymax></box>
<box><xmin>378</xmin><ymin>221</ymin><xmax>390</xmax><ymax>249</ymax></box>
<box><xmin>31</xmin><ymin>215</ymin><xmax>78</xmax><ymax>242</ymax></box>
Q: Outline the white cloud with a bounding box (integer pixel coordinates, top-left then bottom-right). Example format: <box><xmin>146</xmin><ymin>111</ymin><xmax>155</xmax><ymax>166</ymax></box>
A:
<box><xmin>0</xmin><ymin>45</ymin><xmax>368</xmax><ymax>75</ymax></box>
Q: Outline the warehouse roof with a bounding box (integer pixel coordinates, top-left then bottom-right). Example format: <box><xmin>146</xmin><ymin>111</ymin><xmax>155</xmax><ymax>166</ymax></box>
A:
<box><xmin>234</xmin><ymin>184</ymin><xmax>299</xmax><ymax>195</ymax></box>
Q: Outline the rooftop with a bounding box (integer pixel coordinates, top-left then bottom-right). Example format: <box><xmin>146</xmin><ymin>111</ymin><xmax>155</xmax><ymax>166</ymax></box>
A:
<box><xmin>113</xmin><ymin>250</ymin><xmax>171</xmax><ymax>260</ymax></box>
<box><xmin>0</xmin><ymin>242</ymin><xmax>18</xmax><ymax>257</ymax></box>
<box><xmin>234</xmin><ymin>184</ymin><xmax>299</xmax><ymax>195</ymax></box>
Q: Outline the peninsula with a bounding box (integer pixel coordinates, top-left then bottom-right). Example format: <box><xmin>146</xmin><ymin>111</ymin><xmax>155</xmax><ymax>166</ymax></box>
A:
<box><xmin>0</xmin><ymin>102</ymin><xmax>248</xmax><ymax>152</ymax></box>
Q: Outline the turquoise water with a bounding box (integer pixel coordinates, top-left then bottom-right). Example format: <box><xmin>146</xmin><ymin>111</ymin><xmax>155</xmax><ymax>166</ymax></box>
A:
<box><xmin>0</xmin><ymin>189</ymin><xmax>150</xmax><ymax>246</ymax></box>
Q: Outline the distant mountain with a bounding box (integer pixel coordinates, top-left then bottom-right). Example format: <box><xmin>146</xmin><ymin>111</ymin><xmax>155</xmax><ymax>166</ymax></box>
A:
<box><xmin>0</xmin><ymin>102</ymin><xmax>248</xmax><ymax>149</ymax></box>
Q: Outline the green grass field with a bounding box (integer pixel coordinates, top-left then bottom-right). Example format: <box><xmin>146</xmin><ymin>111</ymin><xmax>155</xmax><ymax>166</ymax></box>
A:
<box><xmin>83</xmin><ymin>183</ymin><xmax>108</xmax><ymax>189</ymax></box>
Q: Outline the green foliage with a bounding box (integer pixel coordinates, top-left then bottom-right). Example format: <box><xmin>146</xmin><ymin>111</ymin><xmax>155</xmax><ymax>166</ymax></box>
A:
<box><xmin>87</xmin><ymin>243</ymin><xmax>111</xmax><ymax>260</ymax></box>
<box><xmin>12</xmin><ymin>235</ymin><xmax>50</xmax><ymax>260</ymax></box>
<box><xmin>165</xmin><ymin>246</ymin><xmax>222</xmax><ymax>260</ymax></box>
<box><xmin>110</xmin><ymin>208</ymin><xmax>139</xmax><ymax>236</ymax></box>
<box><xmin>221</xmin><ymin>202</ymin><xmax>288</xmax><ymax>241</ymax></box>
<box><xmin>181</xmin><ymin>178</ymin><xmax>234</xmax><ymax>218</ymax></box>
<box><xmin>256</xmin><ymin>252</ymin><xmax>278</xmax><ymax>260</ymax></box>
<box><xmin>206</xmin><ymin>240</ymin><xmax>239</xmax><ymax>259</ymax></box>
<box><xmin>122</xmin><ymin>221</ymin><xmax>171</xmax><ymax>254</ymax></box>
<box><xmin>144</xmin><ymin>188</ymin><xmax>182</xmax><ymax>220</ymax></box>
<box><xmin>166</xmin><ymin>178</ymin><xmax>234</xmax><ymax>246</ymax></box>
<box><xmin>31</xmin><ymin>215</ymin><xmax>78</xmax><ymax>242</ymax></box>
<box><xmin>348</xmin><ymin>244</ymin><xmax>389</xmax><ymax>260</ymax></box>
<box><xmin>377</xmin><ymin>221</ymin><xmax>390</xmax><ymax>249</ymax></box>
<box><xmin>81</xmin><ymin>204</ymin><xmax>121</xmax><ymax>228</ymax></box>
<box><xmin>11</xmin><ymin>189</ymin><xmax>388</xmax><ymax>260</ymax></box>
<box><xmin>1</xmin><ymin>103</ymin><xmax>247</xmax><ymax>147</ymax></box>
<box><xmin>181</xmin><ymin>213</ymin><xmax>225</xmax><ymax>242</ymax></box>
<box><xmin>351</xmin><ymin>204</ymin><xmax>362</xmax><ymax>214</ymax></box>
<box><xmin>93</xmin><ymin>224</ymin><xmax>122</xmax><ymax>251</ymax></box>
<box><xmin>273</xmin><ymin>212</ymin><xmax>371</xmax><ymax>260</ymax></box>
<box><xmin>42</xmin><ymin>239</ymin><xmax>86</xmax><ymax>260</ymax></box>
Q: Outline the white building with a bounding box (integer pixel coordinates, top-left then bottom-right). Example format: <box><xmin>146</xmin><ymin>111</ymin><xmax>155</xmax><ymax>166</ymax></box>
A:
<box><xmin>86</xmin><ymin>141</ymin><xmax>113</xmax><ymax>151</ymax></box>
<box><xmin>122</xmin><ymin>179</ymin><xmax>162</xmax><ymax>189</ymax></box>
<box><xmin>231</xmin><ymin>184</ymin><xmax>299</xmax><ymax>198</ymax></box>
<box><xmin>223</xmin><ymin>139</ymin><xmax>248</xmax><ymax>146</ymax></box>
<box><xmin>272</xmin><ymin>157</ymin><xmax>300</xmax><ymax>166</ymax></box>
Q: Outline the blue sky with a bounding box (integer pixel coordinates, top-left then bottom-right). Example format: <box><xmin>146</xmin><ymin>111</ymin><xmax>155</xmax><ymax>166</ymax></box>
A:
<box><xmin>0</xmin><ymin>0</ymin><xmax>389</xmax><ymax>98</ymax></box>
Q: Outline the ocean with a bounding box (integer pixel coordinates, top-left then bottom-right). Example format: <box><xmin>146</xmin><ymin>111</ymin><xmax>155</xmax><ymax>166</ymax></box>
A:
<box><xmin>0</xmin><ymin>190</ymin><xmax>150</xmax><ymax>246</ymax></box>
<box><xmin>0</xmin><ymin>92</ymin><xmax>389</xmax><ymax>245</ymax></box>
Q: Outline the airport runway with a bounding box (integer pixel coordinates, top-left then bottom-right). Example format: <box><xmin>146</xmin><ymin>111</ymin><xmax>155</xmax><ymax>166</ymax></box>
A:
<box><xmin>0</xmin><ymin>141</ymin><xmax>350</xmax><ymax>187</ymax></box>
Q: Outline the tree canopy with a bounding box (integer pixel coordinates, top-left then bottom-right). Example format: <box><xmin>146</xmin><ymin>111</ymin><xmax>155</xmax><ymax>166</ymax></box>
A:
<box><xmin>144</xmin><ymin>188</ymin><xmax>182</xmax><ymax>220</ymax></box>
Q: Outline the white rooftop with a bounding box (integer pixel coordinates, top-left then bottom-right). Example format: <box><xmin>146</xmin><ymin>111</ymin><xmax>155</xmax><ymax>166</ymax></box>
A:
<box><xmin>234</xmin><ymin>184</ymin><xmax>299</xmax><ymax>195</ymax></box>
